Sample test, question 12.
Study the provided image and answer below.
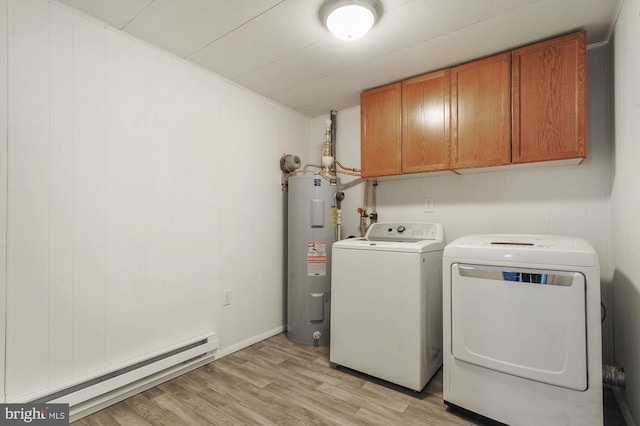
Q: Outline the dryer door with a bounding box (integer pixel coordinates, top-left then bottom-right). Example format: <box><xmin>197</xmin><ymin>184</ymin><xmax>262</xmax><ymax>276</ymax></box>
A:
<box><xmin>450</xmin><ymin>263</ymin><xmax>587</xmax><ymax>391</ymax></box>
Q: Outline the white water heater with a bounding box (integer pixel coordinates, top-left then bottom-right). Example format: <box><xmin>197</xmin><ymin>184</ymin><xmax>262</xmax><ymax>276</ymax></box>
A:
<box><xmin>287</xmin><ymin>174</ymin><xmax>339</xmax><ymax>346</ymax></box>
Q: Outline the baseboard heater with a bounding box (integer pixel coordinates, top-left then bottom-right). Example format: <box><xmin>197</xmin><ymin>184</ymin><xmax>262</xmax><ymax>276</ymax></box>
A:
<box><xmin>20</xmin><ymin>332</ymin><xmax>218</xmax><ymax>418</ymax></box>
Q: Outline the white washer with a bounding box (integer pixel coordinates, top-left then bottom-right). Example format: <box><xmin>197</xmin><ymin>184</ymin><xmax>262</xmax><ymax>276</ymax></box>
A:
<box><xmin>443</xmin><ymin>234</ymin><xmax>602</xmax><ymax>425</ymax></box>
<box><xmin>330</xmin><ymin>222</ymin><xmax>445</xmax><ymax>391</ymax></box>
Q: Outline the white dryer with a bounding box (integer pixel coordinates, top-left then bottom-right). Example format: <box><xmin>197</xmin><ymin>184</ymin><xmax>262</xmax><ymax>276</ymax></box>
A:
<box><xmin>443</xmin><ymin>234</ymin><xmax>602</xmax><ymax>425</ymax></box>
<box><xmin>330</xmin><ymin>223</ymin><xmax>445</xmax><ymax>391</ymax></box>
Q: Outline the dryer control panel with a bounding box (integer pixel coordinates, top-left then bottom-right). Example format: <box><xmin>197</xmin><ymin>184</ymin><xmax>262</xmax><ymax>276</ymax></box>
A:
<box><xmin>365</xmin><ymin>222</ymin><xmax>443</xmax><ymax>242</ymax></box>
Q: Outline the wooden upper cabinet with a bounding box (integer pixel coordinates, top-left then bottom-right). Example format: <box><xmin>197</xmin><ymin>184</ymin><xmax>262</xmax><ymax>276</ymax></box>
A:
<box><xmin>360</xmin><ymin>83</ymin><xmax>402</xmax><ymax>178</ymax></box>
<box><xmin>451</xmin><ymin>52</ymin><xmax>511</xmax><ymax>170</ymax></box>
<box><xmin>401</xmin><ymin>69</ymin><xmax>451</xmax><ymax>173</ymax></box>
<box><xmin>360</xmin><ymin>32</ymin><xmax>585</xmax><ymax>177</ymax></box>
<box><xmin>512</xmin><ymin>31</ymin><xmax>586</xmax><ymax>163</ymax></box>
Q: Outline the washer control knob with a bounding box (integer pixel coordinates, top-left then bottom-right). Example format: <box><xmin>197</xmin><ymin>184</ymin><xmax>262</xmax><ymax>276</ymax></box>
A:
<box><xmin>397</xmin><ymin>225</ymin><xmax>406</xmax><ymax>233</ymax></box>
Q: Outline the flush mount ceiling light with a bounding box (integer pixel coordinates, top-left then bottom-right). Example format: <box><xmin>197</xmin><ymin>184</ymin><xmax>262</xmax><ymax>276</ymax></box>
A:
<box><xmin>321</xmin><ymin>0</ymin><xmax>380</xmax><ymax>41</ymax></box>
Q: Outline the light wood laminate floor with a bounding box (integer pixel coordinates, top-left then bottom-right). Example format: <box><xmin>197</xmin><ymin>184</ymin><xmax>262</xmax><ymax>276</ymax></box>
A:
<box><xmin>74</xmin><ymin>333</ymin><xmax>626</xmax><ymax>425</ymax></box>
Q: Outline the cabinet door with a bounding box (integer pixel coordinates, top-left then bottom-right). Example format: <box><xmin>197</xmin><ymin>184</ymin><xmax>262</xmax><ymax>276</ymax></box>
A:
<box><xmin>451</xmin><ymin>53</ymin><xmax>511</xmax><ymax>169</ymax></box>
<box><xmin>402</xmin><ymin>69</ymin><xmax>451</xmax><ymax>173</ymax></box>
<box><xmin>361</xmin><ymin>83</ymin><xmax>402</xmax><ymax>178</ymax></box>
<box><xmin>512</xmin><ymin>31</ymin><xmax>586</xmax><ymax>163</ymax></box>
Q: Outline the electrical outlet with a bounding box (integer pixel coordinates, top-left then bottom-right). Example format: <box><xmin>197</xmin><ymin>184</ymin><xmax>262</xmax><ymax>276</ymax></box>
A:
<box><xmin>423</xmin><ymin>196</ymin><xmax>435</xmax><ymax>213</ymax></box>
<box><xmin>223</xmin><ymin>289</ymin><xmax>231</xmax><ymax>306</ymax></box>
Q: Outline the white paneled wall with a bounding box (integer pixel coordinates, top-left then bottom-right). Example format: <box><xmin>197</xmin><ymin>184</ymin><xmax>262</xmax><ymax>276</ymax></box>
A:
<box><xmin>71</xmin><ymin>9</ymin><xmax>107</xmax><ymax>384</ymax></box>
<box><xmin>48</xmin><ymin>2</ymin><xmax>74</xmax><ymax>386</ymax></box>
<box><xmin>612</xmin><ymin>0</ymin><xmax>640</xmax><ymax>422</ymax></box>
<box><xmin>105</xmin><ymin>29</ymin><xmax>148</xmax><ymax>367</ymax></box>
<box><xmin>0</xmin><ymin>0</ymin><xmax>8</xmax><ymax>403</ymax></box>
<box><xmin>4</xmin><ymin>0</ymin><xmax>310</xmax><ymax>402</ymax></box>
<box><xmin>7</xmin><ymin>0</ymin><xmax>52</xmax><ymax>398</ymax></box>
<box><xmin>217</xmin><ymin>82</ymin><xmax>307</xmax><ymax>353</ymax></box>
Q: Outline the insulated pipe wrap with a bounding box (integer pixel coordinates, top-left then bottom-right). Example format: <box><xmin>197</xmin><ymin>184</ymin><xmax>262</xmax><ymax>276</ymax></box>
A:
<box><xmin>602</xmin><ymin>364</ymin><xmax>626</xmax><ymax>388</ymax></box>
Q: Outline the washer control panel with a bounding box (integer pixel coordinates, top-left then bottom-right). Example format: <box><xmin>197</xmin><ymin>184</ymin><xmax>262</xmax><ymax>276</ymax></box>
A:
<box><xmin>366</xmin><ymin>222</ymin><xmax>441</xmax><ymax>242</ymax></box>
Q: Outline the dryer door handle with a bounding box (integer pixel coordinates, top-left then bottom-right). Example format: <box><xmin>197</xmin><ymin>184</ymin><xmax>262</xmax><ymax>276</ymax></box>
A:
<box><xmin>456</xmin><ymin>265</ymin><xmax>576</xmax><ymax>286</ymax></box>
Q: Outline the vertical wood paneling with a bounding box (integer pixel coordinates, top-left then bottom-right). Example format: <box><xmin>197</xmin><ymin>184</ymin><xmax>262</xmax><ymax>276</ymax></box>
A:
<box><xmin>145</xmin><ymin>49</ymin><xmax>182</xmax><ymax>349</ymax></box>
<box><xmin>166</xmin><ymin>60</ymin><xmax>193</xmax><ymax>341</ymax></box>
<box><xmin>502</xmin><ymin>169</ymin><xmax>550</xmax><ymax>234</ymax></box>
<box><xmin>73</xmin><ymin>14</ymin><xmax>107</xmax><ymax>379</ymax></box>
<box><xmin>184</xmin><ymin>64</ymin><xmax>219</xmax><ymax>336</ymax></box>
<box><xmin>105</xmin><ymin>29</ymin><xmax>148</xmax><ymax>366</ymax></box>
<box><xmin>4</xmin><ymin>0</ymin><xmax>289</xmax><ymax>402</ymax></box>
<box><xmin>6</xmin><ymin>0</ymin><xmax>50</xmax><ymax>398</ymax></box>
<box><xmin>218</xmin><ymin>87</ymin><xmax>267</xmax><ymax>341</ymax></box>
<box><xmin>48</xmin><ymin>3</ymin><xmax>74</xmax><ymax>387</ymax></box>
<box><xmin>548</xmin><ymin>169</ymin><xmax>589</xmax><ymax>238</ymax></box>
<box><xmin>0</xmin><ymin>0</ymin><xmax>8</xmax><ymax>402</ymax></box>
<box><xmin>257</xmin><ymin>107</ymin><xmax>286</xmax><ymax>331</ymax></box>
<box><xmin>612</xmin><ymin>1</ymin><xmax>640</xmax><ymax>420</ymax></box>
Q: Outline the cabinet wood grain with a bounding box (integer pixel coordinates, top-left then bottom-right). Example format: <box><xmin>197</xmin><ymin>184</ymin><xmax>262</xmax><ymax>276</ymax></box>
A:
<box><xmin>360</xmin><ymin>31</ymin><xmax>586</xmax><ymax>177</ymax></box>
<box><xmin>451</xmin><ymin>52</ymin><xmax>511</xmax><ymax>169</ymax></box>
<box><xmin>402</xmin><ymin>69</ymin><xmax>451</xmax><ymax>173</ymax></box>
<box><xmin>360</xmin><ymin>83</ymin><xmax>402</xmax><ymax>178</ymax></box>
<box><xmin>512</xmin><ymin>31</ymin><xmax>586</xmax><ymax>163</ymax></box>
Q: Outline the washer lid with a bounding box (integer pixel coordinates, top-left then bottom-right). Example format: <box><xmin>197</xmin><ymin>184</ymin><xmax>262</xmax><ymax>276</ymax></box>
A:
<box><xmin>443</xmin><ymin>234</ymin><xmax>598</xmax><ymax>267</ymax></box>
<box><xmin>334</xmin><ymin>222</ymin><xmax>445</xmax><ymax>253</ymax></box>
<box><xmin>333</xmin><ymin>238</ymin><xmax>445</xmax><ymax>253</ymax></box>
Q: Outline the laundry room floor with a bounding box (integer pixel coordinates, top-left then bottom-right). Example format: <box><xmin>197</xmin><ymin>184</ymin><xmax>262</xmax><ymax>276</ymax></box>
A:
<box><xmin>74</xmin><ymin>333</ymin><xmax>626</xmax><ymax>425</ymax></box>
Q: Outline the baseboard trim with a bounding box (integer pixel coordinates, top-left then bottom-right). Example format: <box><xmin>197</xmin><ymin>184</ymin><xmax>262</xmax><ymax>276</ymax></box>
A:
<box><xmin>214</xmin><ymin>325</ymin><xmax>286</xmax><ymax>360</ymax></box>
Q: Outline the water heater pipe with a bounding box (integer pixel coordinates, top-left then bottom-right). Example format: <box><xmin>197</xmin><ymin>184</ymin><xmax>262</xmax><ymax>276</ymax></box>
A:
<box><xmin>330</xmin><ymin>110</ymin><xmax>337</xmax><ymax>168</ymax></box>
<box><xmin>371</xmin><ymin>180</ymin><xmax>378</xmax><ymax>224</ymax></box>
<box><xmin>321</xmin><ymin>119</ymin><xmax>333</xmax><ymax>172</ymax></box>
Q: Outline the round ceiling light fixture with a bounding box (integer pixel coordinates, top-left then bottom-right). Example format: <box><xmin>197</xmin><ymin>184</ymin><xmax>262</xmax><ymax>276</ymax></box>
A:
<box><xmin>321</xmin><ymin>0</ymin><xmax>380</xmax><ymax>41</ymax></box>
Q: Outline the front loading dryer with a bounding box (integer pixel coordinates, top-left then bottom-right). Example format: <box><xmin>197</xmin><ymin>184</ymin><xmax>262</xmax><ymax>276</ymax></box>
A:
<box><xmin>443</xmin><ymin>234</ymin><xmax>602</xmax><ymax>426</ymax></box>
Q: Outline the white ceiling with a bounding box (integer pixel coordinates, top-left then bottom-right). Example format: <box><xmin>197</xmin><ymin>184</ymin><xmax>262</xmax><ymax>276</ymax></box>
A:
<box><xmin>57</xmin><ymin>0</ymin><xmax>621</xmax><ymax>118</ymax></box>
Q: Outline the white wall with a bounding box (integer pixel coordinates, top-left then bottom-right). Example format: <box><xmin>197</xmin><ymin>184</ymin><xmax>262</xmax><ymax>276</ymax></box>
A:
<box><xmin>2</xmin><ymin>0</ymin><xmax>310</xmax><ymax>401</ymax></box>
<box><xmin>0</xmin><ymin>0</ymin><xmax>8</xmax><ymax>403</ymax></box>
<box><xmin>315</xmin><ymin>44</ymin><xmax>614</xmax><ymax>361</ymax></box>
<box><xmin>612</xmin><ymin>0</ymin><xmax>640</xmax><ymax>423</ymax></box>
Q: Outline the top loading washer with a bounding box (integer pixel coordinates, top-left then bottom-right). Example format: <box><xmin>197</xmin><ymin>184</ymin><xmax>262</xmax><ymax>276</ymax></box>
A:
<box><xmin>330</xmin><ymin>223</ymin><xmax>445</xmax><ymax>391</ymax></box>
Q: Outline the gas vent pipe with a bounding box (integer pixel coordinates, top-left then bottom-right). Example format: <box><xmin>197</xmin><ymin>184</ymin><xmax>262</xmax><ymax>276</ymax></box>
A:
<box><xmin>603</xmin><ymin>365</ymin><xmax>626</xmax><ymax>388</ymax></box>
